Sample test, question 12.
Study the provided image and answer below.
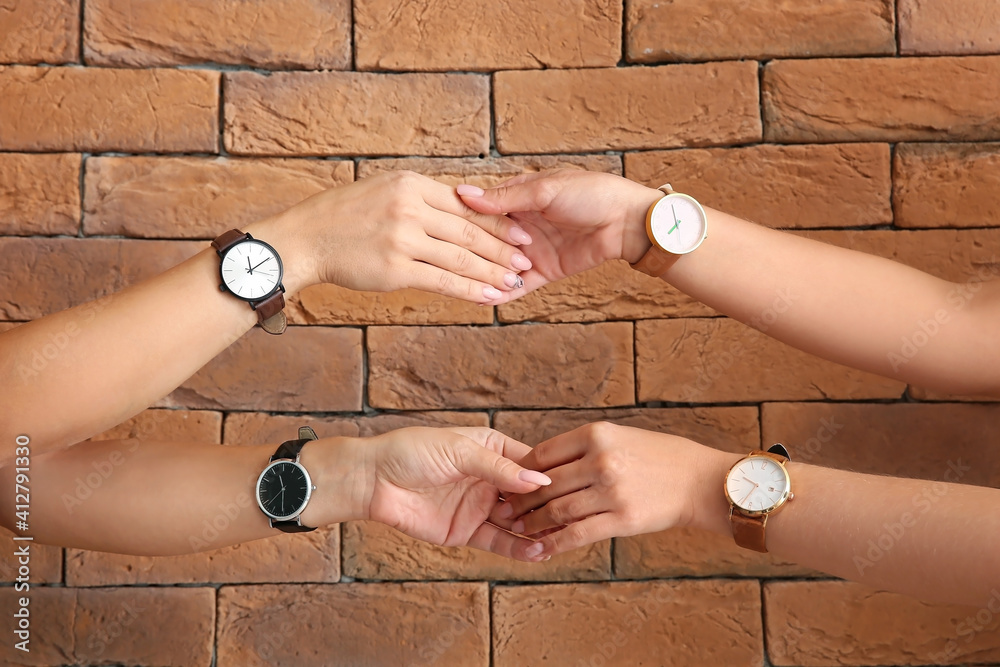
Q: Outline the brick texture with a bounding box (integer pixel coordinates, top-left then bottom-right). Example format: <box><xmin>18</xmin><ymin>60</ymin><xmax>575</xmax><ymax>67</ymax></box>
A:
<box><xmin>225</xmin><ymin>71</ymin><xmax>490</xmax><ymax>157</ymax></box>
<box><xmin>0</xmin><ymin>0</ymin><xmax>79</xmax><ymax>64</ymax></box>
<box><xmin>217</xmin><ymin>583</ymin><xmax>489</xmax><ymax>666</ymax></box>
<box><xmin>627</xmin><ymin>0</ymin><xmax>895</xmax><ymax>63</ymax></box>
<box><xmin>899</xmin><ymin>0</ymin><xmax>1000</xmax><ymax>56</ymax></box>
<box><xmin>88</xmin><ymin>408</ymin><xmax>222</xmax><ymax>443</ymax></box>
<box><xmin>494</xmin><ymin>62</ymin><xmax>761</xmax><ymax>153</ymax></box>
<box><xmin>762</xmin><ymin>402</ymin><xmax>1000</xmax><ymax>485</ymax></box>
<box><xmin>493</xmin><ymin>580</ymin><xmax>763</xmax><ymax>667</ymax></box>
<box><xmin>625</xmin><ymin>143</ymin><xmax>893</xmax><ymax>228</ymax></box>
<box><xmin>367</xmin><ymin>324</ymin><xmax>634</xmax><ymax>409</ymax></box>
<box><xmin>893</xmin><ymin>142</ymin><xmax>1000</xmax><ymax>228</ymax></box>
<box><xmin>83</xmin><ymin>157</ymin><xmax>354</xmax><ymax>238</ymax></box>
<box><xmin>356</xmin><ymin>0</ymin><xmax>621</xmax><ymax>71</ymax></box>
<box><xmin>84</xmin><ymin>0</ymin><xmax>352</xmax><ymax>69</ymax></box>
<box><xmin>0</xmin><ymin>586</ymin><xmax>214</xmax><ymax>667</ymax></box>
<box><xmin>159</xmin><ymin>326</ymin><xmax>363</xmax><ymax>412</ymax></box>
<box><xmin>0</xmin><ymin>66</ymin><xmax>219</xmax><ymax>152</ymax></box>
<box><xmin>0</xmin><ymin>153</ymin><xmax>81</xmax><ymax>235</ymax></box>
<box><xmin>765</xmin><ymin>581</ymin><xmax>1000</xmax><ymax>666</ymax></box>
<box><xmin>0</xmin><ymin>527</ymin><xmax>62</xmax><ymax>584</ymax></box>
<box><xmin>637</xmin><ymin>318</ymin><xmax>906</xmax><ymax>403</ymax></box>
<box><xmin>764</xmin><ymin>57</ymin><xmax>1000</xmax><ymax>143</ymax></box>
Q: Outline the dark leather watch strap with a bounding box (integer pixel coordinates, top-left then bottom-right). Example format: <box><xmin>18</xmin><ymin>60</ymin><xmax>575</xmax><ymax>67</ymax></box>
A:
<box><xmin>211</xmin><ymin>229</ymin><xmax>249</xmax><ymax>255</ymax></box>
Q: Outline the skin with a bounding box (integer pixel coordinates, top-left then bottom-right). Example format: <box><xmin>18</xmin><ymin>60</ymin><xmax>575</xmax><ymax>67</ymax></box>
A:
<box><xmin>0</xmin><ymin>170</ymin><xmax>543</xmax><ymax>557</ymax></box>
<box><xmin>459</xmin><ymin>169</ymin><xmax>1000</xmax><ymax>606</ymax></box>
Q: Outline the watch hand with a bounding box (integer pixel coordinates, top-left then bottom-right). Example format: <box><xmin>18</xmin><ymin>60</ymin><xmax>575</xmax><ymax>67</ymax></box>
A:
<box><xmin>668</xmin><ymin>204</ymin><xmax>681</xmax><ymax>234</ymax></box>
<box><xmin>739</xmin><ymin>488</ymin><xmax>754</xmax><ymax>505</ymax></box>
<box><xmin>250</xmin><ymin>257</ymin><xmax>271</xmax><ymax>272</ymax></box>
<box><xmin>247</xmin><ymin>256</ymin><xmax>253</xmax><ymax>274</ymax></box>
<box><xmin>742</xmin><ymin>476</ymin><xmax>759</xmax><ymax>488</ymax></box>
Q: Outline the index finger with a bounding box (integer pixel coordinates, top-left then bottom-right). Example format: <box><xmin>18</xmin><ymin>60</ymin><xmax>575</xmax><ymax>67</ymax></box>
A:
<box><xmin>420</xmin><ymin>178</ymin><xmax>533</xmax><ymax>246</ymax></box>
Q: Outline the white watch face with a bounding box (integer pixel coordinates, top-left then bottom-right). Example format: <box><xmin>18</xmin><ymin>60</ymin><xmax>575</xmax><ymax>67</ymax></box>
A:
<box><xmin>648</xmin><ymin>193</ymin><xmax>708</xmax><ymax>254</ymax></box>
<box><xmin>220</xmin><ymin>240</ymin><xmax>282</xmax><ymax>301</ymax></box>
<box><xmin>726</xmin><ymin>456</ymin><xmax>790</xmax><ymax>513</ymax></box>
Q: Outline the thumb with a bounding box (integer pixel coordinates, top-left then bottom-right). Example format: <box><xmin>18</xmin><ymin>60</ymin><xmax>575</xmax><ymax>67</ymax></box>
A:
<box><xmin>452</xmin><ymin>438</ymin><xmax>552</xmax><ymax>494</ymax></box>
<box><xmin>456</xmin><ymin>173</ymin><xmax>553</xmax><ymax>216</ymax></box>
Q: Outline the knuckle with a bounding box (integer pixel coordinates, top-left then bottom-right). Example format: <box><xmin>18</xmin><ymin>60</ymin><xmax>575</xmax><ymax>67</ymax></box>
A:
<box><xmin>461</xmin><ymin>222</ymin><xmax>480</xmax><ymax>246</ymax></box>
<box><xmin>436</xmin><ymin>270</ymin><xmax>455</xmax><ymax>294</ymax></box>
<box><xmin>454</xmin><ymin>248</ymin><xmax>473</xmax><ymax>272</ymax></box>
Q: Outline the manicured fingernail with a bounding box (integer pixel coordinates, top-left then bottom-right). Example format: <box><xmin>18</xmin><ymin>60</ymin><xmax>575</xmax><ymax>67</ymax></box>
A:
<box><xmin>518</xmin><ymin>469</ymin><xmax>551</xmax><ymax>486</ymax></box>
<box><xmin>496</xmin><ymin>503</ymin><xmax>514</xmax><ymax>519</ymax></box>
<box><xmin>483</xmin><ymin>286</ymin><xmax>503</xmax><ymax>300</ymax></box>
<box><xmin>509</xmin><ymin>226</ymin><xmax>532</xmax><ymax>245</ymax></box>
<box><xmin>511</xmin><ymin>254</ymin><xmax>532</xmax><ymax>271</ymax></box>
<box><xmin>457</xmin><ymin>184</ymin><xmax>485</xmax><ymax>197</ymax></box>
<box><xmin>503</xmin><ymin>272</ymin><xmax>520</xmax><ymax>288</ymax></box>
<box><xmin>525</xmin><ymin>543</ymin><xmax>545</xmax><ymax>558</ymax></box>
<box><xmin>511</xmin><ymin>520</ymin><xmax>525</xmax><ymax>534</ymax></box>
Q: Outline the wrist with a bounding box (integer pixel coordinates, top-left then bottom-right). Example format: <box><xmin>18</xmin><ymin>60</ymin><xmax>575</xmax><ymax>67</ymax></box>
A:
<box><xmin>297</xmin><ymin>436</ymin><xmax>372</xmax><ymax>527</ymax></box>
<box><xmin>244</xmin><ymin>207</ymin><xmax>320</xmax><ymax>295</ymax></box>
<box><xmin>684</xmin><ymin>448</ymin><xmax>742</xmax><ymax>536</ymax></box>
<box><xmin>621</xmin><ymin>185</ymin><xmax>663</xmax><ymax>264</ymax></box>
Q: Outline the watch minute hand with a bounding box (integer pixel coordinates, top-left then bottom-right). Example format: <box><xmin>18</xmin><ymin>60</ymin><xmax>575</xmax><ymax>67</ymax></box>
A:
<box><xmin>250</xmin><ymin>257</ymin><xmax>271</xmax><ymax>272</ymax></box>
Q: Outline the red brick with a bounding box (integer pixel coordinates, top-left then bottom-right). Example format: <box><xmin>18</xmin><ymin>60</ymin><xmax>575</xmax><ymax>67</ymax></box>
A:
<box><xmin>0</xmin><ymin>239</ymin><xmax>202</xmax><ymax>320</ymax></box>
<box><xmin>0</xmin><ymin>528</ymin><xmax>61</xmax><ymax>584</ymax></box>
<box><xmin>343</xmin><ymin>521</ymin><xmax>609</xmax><ymax>582</ymax></box>
<box><xmin>355</xmin><ymin>0</ymin><xmax>620</xmax><ymax>71</ymax></box>
<box><xmin>225</xmin><ymin>71</ymin><xmax>489</xmax><ymax>157</ymax></box>
<box><xmin>899</xmin><ymin>0</ymin><xmax>1000</xmax><ymax>56</ymax></box>
<box><xmin>765</xmin><ymin>580</ymin><xmax>1000</xmax><ymax>665</ymax></box>
<box><xmin>764</xmin><ymin>57</ymin><xmax>1000</xmax><ymax>143</ymax></box>
<box><xmin>893</xmin><ymin>142</ymin><xmax>1000</xmax><ymax>228</ymax></box>
<box><xmin>625</xmin><ymin>143</ymin><xmax>893</xmax><ymax>228</ymax></box>
<box><xmin>497</xmin><ymin>260</ymin><xmax>715</xmax><ymax>324</ymax></box>
<box><xmin>627</xmin><ymin>0</ymin><xmax>894</xmax><ymax>63</ymax></box>
<box><xmin>761</xmin><ymin>402</ymin><xmax>1000</xmax><ymax>485</ymax></box>
<box><xmin>0</xmin><ymin>66</ymin><xmax>219</xmax><ymax>152</ymax></box>
<box><xmin>84</xmin><ymin>0</ymin><xmax>351</xmax><ymax>69</ymax></box>
<box><xmin>89</xmin><ymin>408</ymin><xmax>222</xmax><ymax>443</ymax></box>
<box><xmin>495</xmin><ymin>63</ymin><xmax>761</xmax><ymax>154</ymax></box>
<box><xmin>83</xmin><ymin>156</ymin><xmax>354</xmax><ymax>238</ymax></box>
<box><xmin>0</xmin><ymin>0</ymin><xmax>79</xmax><ymax>64</ymax></box>
<box><xmin>0</xmin><ymin>586</ymin><xmax>214</xmax><ymax>666</ymax></box>
<box><xmin>66</xmin><ymin>527</ymin><xmax>339</xmax><ymax>585</ymax></box>
<box><xmin>158</xmin><ymin>326</ymin><xmax>362</xmax><ymax>412</ymax></box>
<box><xmin>637</xmin><ymin>318</ymin><xmax>905</xmax><ymax>403</ymax></box>
<box><xmin>0</xmin><ymin>153</ymin><xmax>80</xmax><ymax>235</ymax></box>
<box><xmin>368</xmin><ymin>324</ymin><xmax>635</xmax><ymax>409</ymax></box>
<box><xmin>907</xmin><ymin>385</ymin><xmax>1000</xmax><ymax>402</ymax></box>
<box><xmin>222</xmin><ymin>410</ymin><xmax>489</xmax><ymax>445</ymax></box>
<box><xmin>493</xmin><ymin>581</ymin><xmax>763</xmax><ymax>667</ymax></box>
<box><xmin>217</xmin><ymin>583</ymin><xmax>489</xmax><ymax>666</ymax></box>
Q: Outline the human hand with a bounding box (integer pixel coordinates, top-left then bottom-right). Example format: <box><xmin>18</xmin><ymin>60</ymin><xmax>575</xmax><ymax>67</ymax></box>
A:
<box><xmin>277</xmin><ymin>170</ymin><xmax>535</xmax><ymax>303</ymax></box>
<box><xmin>456</xmin><ymin>169</ymin><xmax>663</xmax><ymax>302</ymax></box>
<box><xmin>359</xmin><ymin>426</ymin><xmax>552</xmax><ymax>557</ymax></box>
<box><xmin>489</xmin><ymin>422</ymin><xmax>737</xmax><ymax>561</ymax></box>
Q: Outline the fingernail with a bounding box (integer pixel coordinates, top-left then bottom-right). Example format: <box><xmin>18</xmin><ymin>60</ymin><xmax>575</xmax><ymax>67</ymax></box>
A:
<box><xmin>509</xmin><ymin>226</ymin><xmax>532</xmax><ymax>245</ymax></box>
<box><xmin>511</xmin><ymin>520</ymin><xmax>525</xmax><ymax>534</ymax></box>
<box><xmin>457</xmin><ymin>184</ymin><xmax>485</xmax><ymax>197</ymax></box>
<box><xmin>543</xmin><ymin>555</ymin><xmax>552</xmax><ymax>561</ymax></box>
<box><xmin>525</xmin><ymin>543</ymin><xmax>545</xmax><ymax>558</ymax></box>
<box><xmin>496</xmin><ymin>503</ymin><xmax>514</xmax><ymax>519</ymax></box>
<box><xmin>483</xmin><ymin>286</ymin><xmax>503</xmax><ymax>300</ymax></box>
<box><xmin>511</xmin><ymin>254</ymin><xmax>532</xmax><ymax>271</ymax></box>
<box><xmin>518</xmin><ymin>469</ymin><xmax>551</xmax><ymax>486</ymax></box>
<box><xmin>503</xmin><ymin>272</ymin><xmax>520</xmax><ymax>289</ymax></box>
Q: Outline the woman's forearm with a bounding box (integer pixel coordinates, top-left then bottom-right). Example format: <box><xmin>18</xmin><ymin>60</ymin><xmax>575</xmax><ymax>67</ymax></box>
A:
<box><xmin>1</xmin><ymin>435</ymin><xmax>367</xmax><ymax>556</ymax></box>
<box><xmin>656</xmin><ymin>207</ymin><xmax>1000</xmax><ymax>395</ymax></box>
<box><xmin>0</xmin><ymin>212</ymin><xmax>306</xmax><ymax>463</ymax></box>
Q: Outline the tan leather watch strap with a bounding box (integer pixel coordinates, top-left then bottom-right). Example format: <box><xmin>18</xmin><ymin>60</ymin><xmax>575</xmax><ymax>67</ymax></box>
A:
<box><xmin>730</xmin><ymin>510</ymin><xmax>769</xmax><ymax>553</ymax></box>
<box><xmin>729</xmin><ymin>448</ymin><xmax>790</xmax><ymax>553</ymax></box>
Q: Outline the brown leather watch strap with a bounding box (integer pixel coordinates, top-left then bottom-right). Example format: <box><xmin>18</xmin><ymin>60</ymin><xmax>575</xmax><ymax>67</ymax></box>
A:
<box><xmin>632</xmin><ymin>245</ymin><xmax>678</xmax><ymax>277</ymax></box>
<box><xmin>211</xmin><ymin>229</ymin><xmax>248</xmax><ymax>255</ymax></box>
<box><xmin>730</xmin><ymin>510</ymin><xmax>769</xmax><ymax>553</ymax></box>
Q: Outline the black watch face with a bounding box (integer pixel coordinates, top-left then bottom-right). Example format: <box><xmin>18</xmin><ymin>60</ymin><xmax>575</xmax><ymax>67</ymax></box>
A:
<box><xmin>257</xmin><ymin>461</ymin><xmax>311</xmax><ymax>521</ymax></box>
<box><xmin>220</xmin><ymin>239</ymin><xmax>284</xmax><ymax>302</ymax></box>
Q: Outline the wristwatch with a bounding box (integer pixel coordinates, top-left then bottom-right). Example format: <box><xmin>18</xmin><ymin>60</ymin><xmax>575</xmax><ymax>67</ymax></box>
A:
<box><xmin>631</xmin><ymin>184</ymin><xmax>709</xmax><ymax>277</ymax></box>
<box><xmin>724</xmin><ymin>443</ymin><xmax>794</xmax><ymax>553</ymax></box>
<box><xmin>256</xmin><ymin>426</ymin><xmax>319</xmax><ymax>533</ymax></box>
<box><xmin>212</xmin><ymin>229</ymin><xmax>287</xmax><ymax>335</ymax></box>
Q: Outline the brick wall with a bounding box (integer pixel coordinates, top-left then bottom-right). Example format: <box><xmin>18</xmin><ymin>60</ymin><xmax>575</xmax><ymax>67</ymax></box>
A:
<box><xmin>2</xmin><ymin>0</ymin><xmax>1000</xmax><ymax>665</ymax></box>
